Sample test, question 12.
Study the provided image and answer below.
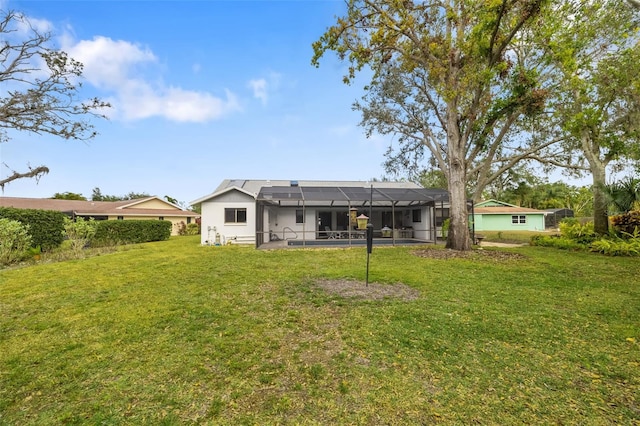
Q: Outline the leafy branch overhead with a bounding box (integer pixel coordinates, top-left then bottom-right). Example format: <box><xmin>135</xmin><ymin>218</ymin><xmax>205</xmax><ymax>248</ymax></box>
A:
<box><xmin>0</xmin><ymin>10</ymin><xmax>110</xmax><ymax>186</ymax></box>
<box><xmin>313</xmin><ymin>0</ymin><xmax>640</xmax><ymax>248</ymax></box>
<box><xmin>313</xmin><ymin>0</ymin><xmax>551</xmax><ymax>250</ymax></box>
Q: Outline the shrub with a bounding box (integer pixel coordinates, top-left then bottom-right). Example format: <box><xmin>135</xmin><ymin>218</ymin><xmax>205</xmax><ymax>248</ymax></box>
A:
<box><xmin>186</xmin><ymin>223</ymin><xmax>200</xmax><ymax>235</ymax></box>
<box><xmin>175</xmin><ymin>221</ymin><xmax>187</xmax><ymax>236</ymax></box>
<box><xmin>559</xmin><ymin>220</ymin><xmax>597</xmax><ymax>244</ymax></box>
<box><xmin>610</xmin><ymin>210</ymin><xmax>640</xmax><ymax>237</ymax></box>
<box><xmin>441</xmin><ymin>218</ymin><xmax>450</xmax><ymax>238</ymax></box>
<box><xmin>0</xmin><ymin>218</ymin><xmax>32</xmax><ymax>265</ymax></box>
<box><xmin>64</xmin><ymin>217</ymin><xmax>98</xmax><ymax>257</ymax></box>
<box><xmin>591</xmin><ymin>236</ymin><xmax>640</xmax><ymax>256</ymax></box>
<box><xmin>92</xmin><ymin>220</ymin><xmax>172</xmax><ymax>246</ymax></box>
<box><xmin>0</xmin><ymin>207</ymin><xmax>65</xmax><ymax>251</ymax></box>
<box><xmin>530</xmin><ymin>234</ymin><xmax>587</xmax><ymax>251</ymax></box>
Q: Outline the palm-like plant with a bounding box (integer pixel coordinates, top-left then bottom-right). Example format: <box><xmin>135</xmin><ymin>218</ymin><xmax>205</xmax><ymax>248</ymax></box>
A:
<box><xmin>601</xmin><ymin>177</ymin><xmax>640</xmax><ymax>214</ymax></box>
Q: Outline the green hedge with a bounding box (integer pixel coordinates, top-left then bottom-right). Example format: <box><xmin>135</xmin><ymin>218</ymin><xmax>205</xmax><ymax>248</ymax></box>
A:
<box><xmin>0</xmin><ymin>207</ymin><xmax>65</xmax><ymax>251</ymax></box>
<box><xmin>92</xmin><ymin>220</ymin><xmax>172</xmax><ymax>246</ymax></box>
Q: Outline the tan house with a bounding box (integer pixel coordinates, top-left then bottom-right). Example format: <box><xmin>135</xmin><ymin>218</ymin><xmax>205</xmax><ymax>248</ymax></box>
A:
<box><xmin>0</xmin><ymin>196</ymin><xmax>199</xmax><ymax>236</ymax></box>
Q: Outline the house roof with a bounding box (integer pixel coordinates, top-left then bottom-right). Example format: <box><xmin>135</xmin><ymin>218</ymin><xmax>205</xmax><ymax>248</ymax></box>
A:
<box><xmin>0</xmin><ymin>196</ymin><xmax>199</xmax><ymax>217</ymax></box>
<box><xmin>473</xmin><ymin>199</ymin><xmax>546</xmax><ymax>215</ymax></box>
<box><xmin>192</xmin><ymin>179</ymin><xmax>450</xmax><ymax>207</ymax></box>
<box><xmin>474</xmin><ymin>206</ymin><xmax>547</xmax><ymax>215</ymax></box>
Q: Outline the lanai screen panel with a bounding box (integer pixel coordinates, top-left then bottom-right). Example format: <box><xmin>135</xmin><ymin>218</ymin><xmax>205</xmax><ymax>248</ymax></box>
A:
<box><xmin>301</xmin><ymin>186</ymin><xmax>349</xmax><ymax>206</ymax></box>
<box><xmin>258</xmin><ymin>186</ymin><xmax>303</xmax><ymax>206</ymax></box>
<box><xmin>257</xmin><ymin>185</ymin><xmax>449</xmax><ymax>207</ymax></box>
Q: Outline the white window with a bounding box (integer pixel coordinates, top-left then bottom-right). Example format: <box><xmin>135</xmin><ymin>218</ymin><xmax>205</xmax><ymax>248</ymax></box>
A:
<box><xmin>511</xmin><ymin>215</ymin><xmax>526</xmax><ymax>224</ymax></box>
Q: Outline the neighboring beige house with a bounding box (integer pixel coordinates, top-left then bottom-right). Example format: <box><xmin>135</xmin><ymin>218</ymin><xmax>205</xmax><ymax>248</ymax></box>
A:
<box><xmin>0</xmin><ymin>196</ymin><xmax>199</xmax><ymax>236</ymax></box>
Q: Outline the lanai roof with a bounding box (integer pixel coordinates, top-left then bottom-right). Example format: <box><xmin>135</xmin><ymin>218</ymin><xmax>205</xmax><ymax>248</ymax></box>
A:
<box><xmin>257</xmin><ymin>185</ymin><xmax>449</xmax><ymax>207</ymax></box>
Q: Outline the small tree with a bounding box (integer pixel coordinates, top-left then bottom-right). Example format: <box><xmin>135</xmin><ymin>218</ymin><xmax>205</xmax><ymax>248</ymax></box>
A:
<box><xmin>63</xmin><ymin>217</ymin><xmax>97</xmax><ymax>257</ymax></box>
<box><xmin>0</xmin><ymin>218</ymin><xmax>32</xmax><ymax>265</ymax></box>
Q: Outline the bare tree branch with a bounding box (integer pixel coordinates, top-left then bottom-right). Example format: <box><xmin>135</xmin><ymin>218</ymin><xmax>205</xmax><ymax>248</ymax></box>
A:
<box><xmin>0</xmin><ymin>10</ymin><xmax>110</xmax><ymax>187</ymax></box>
<box><xmin>0</xmin><ymin>163</ymin><xmax>49</xmax><ymax>191</ymax></box>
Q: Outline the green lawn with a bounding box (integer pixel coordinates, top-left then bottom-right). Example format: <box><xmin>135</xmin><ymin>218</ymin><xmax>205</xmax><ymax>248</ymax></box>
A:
<box><xmin>1</xmin><ymin>236</ymin><xmax>638</xmax><ymax>424</ymax></box>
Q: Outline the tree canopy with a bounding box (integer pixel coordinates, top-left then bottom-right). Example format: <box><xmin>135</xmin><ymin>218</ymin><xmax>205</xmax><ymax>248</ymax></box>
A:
<box><xmin>313</xmin><ymin>0</ymin><xmax>551</xmax><ymax>250</ymax></box>
<box><xmin>91</xmin><ymin>187</ymin><xmax>151</xmax><ymax>202</ymax></box>
<box><xmin>0</xmin><ymin>10</ymin><xmax>109</xmax><ymax>189</ymax></box>
<box><xmin>51</xmin><ymin>192</ymin><xmax>87</xmax><ymax>200</ymax></box>
<box><xmin>535</xmin><ymin>0</ymin><xmax>640</xmax><ymax>234</ymax></box>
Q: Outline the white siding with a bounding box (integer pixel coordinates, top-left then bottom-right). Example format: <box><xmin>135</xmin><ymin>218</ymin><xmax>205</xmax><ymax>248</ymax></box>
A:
<box><xmin>200</xmin><ymin>190</ymin><xmax>256</xmax><ymax>245</ymax></box>
<box><xmin>268</xmin><ymin>207</ymin><xmax>318</xmax><ymax>241</ymax></box>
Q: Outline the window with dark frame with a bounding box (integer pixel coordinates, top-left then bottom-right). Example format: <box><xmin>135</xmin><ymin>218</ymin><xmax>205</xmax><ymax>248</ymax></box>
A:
<box><xmin>295</xmin><ymin>209</ymin><xmax>304</xmax><ymax>224</ymax></box>
<box><xmin>511</xmin><ymin>215</ymin><xmax>527</xmax><ymax>224</ymax></box>
<box><xmin>412</xmin><ymin>209</ymin><xmax>421</xmax><ymax>222</ymax></box>
<box><xmin>117</xmin><ymin>216</ymin><xmax>123</xmax><ymax>220</ymax></box>
<box><xmin>225</xmin><ymin>208</ymin><xmax>247</xmax><ymax>223</ymax></box>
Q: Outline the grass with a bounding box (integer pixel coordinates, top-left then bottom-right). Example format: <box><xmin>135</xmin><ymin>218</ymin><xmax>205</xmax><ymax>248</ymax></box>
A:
<box><xmin>477</xmin><ymin>230</ymin><xmax>551</xmax><ymax>244</ymax></box>
<box><xmin>1</xmin><ymin>236</ymin><xmax>638</xmax><ymax>424</ymax></box>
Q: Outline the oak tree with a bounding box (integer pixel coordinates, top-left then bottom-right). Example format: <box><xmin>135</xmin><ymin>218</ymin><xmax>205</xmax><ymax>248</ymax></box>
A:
<box><xmin>313</xmin><ymin>0</ymin><xmax>551</xmax><ymax>250</ymax></box>
<box><xmin>537</xmin><ymin>0</ymin><xmax>640</xmax><ymax>234</ymax></box>
<box><xmin>0</xmin><ymin>10</ymin><xmax>109</xmax><ymax>190</ymax></box>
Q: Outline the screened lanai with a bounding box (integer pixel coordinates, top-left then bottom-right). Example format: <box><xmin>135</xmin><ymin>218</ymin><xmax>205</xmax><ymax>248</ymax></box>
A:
<box><xmin>255</xmin><ymin>184</ymin><xmax>454</xmax><ymax>247</ymax></box>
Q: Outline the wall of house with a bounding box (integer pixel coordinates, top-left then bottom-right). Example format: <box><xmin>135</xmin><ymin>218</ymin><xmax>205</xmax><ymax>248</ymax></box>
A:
<box><xmin>268</xmin><ymin>207</ymin><xmax>318</xmax><ymax>241</ymax></box>
<box><xmin>472</xmin><ymin>214</ymin><xmax>545</xmax><ymax>231</ymax></box>
<box><xmin>200</xmin><ymin>191</ymin><xmax>256</xmax><ymax>245</ymax></box>
<box><xmin>409</xmin><ymin>206</ymin><xmax>432</xmax><ymax>241</ymax></box>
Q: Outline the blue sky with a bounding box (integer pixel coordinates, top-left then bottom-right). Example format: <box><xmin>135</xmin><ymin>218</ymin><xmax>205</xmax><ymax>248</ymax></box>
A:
<box><xmin>1</xmin><ymin>0</ymin><xmax>393</xmax><ymax>205</ymax></box>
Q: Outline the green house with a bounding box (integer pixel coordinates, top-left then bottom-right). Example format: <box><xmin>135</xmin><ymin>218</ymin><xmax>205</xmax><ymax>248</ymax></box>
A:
<box><xmin>471</xmin><ymin>200</ymin><xmax>547</xmax><ymax>231</ymax></box>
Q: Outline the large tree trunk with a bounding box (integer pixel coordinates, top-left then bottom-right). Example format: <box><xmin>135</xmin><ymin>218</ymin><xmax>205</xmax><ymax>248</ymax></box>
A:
<box><xmin>591</xmin><ymin>163</ymin><xmax>609</xmax><ymax>235</ymax></box>
<box><xmin>581</xmin><ymin>130</ymin><xmax>610</xmax><ymax>236</ymax></box>
<box><xmin>445</xmin><ymin>114</ymin><xmax>471</xmax><ymax>250</ymax></box>
<box><xmin>446</xmin><ymin>175</ymin><xmax>471</xmax><ymax>250</ymax></box>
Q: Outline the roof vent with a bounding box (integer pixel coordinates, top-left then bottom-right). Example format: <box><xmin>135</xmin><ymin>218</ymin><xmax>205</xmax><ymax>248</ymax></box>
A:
<box><xmin>290</xmin><ymin>180</ymin><xmax>299</xmax><ymax>187</ymax></box>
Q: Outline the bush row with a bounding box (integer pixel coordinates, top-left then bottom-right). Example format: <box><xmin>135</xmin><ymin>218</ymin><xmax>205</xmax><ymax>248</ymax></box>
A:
<box><xmin>530</xmin><ymin>218</ymin><xmax>640</xmax><ymax>256</ymax></box>
<box><xmin>92</xmin><ymin>220</ymin><xmax>172</xmax><ymax>246</ymax></box>
<box><xmin>0</xmin><ymin>207</ymin><xmax>65</xmax><ymax>251</ymax></box>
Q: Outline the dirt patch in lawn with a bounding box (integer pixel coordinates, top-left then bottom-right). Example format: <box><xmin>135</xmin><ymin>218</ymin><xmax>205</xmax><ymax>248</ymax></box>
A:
<box><xmin>314</xmin><ymin>278</ymin><xmax>420</xmax><ymax>301</ymax></box>
<box><xmin>412</xmin><ymin>247</ymin><xmax>527</xmax><ymax>261</ymax></box>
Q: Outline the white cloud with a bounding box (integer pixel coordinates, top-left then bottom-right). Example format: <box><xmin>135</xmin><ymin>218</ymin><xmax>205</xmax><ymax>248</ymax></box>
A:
<box><xmin>63</xmin><ymin>36</ymin><xmax>157</xmax><ymax>89</ymax></box>
<box><xmin>117</xmin><ymin>85</ymin><xmax>240</xmax><ymax>122</ymax></box>
<box><xmin>59</xmin><ymin>35</ymin><xmax>241</xmax><ymax>123</ymax></box>
<box><xmin>15</xmin><ymin>15</ymin><xmax>53</xmax><ymax>35</ymax></box>
<box><xmin>247</xmin><ymin>72</ymin><xmax>282</xmax><ymax>106</ymax></box>
<box><xmin>248</xmin><ymin>78</ymin><xmax>268</xmax><ymax>105</ymax></box>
